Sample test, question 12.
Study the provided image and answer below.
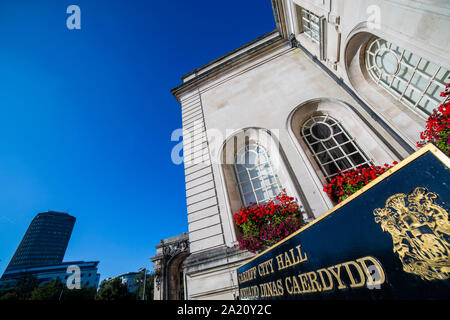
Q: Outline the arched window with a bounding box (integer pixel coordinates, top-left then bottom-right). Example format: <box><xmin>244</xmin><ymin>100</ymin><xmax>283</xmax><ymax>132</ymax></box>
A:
<box><xmin>232</xmin><ymin>144</ymin><xmax>282</xmax><ymax>206</ymax></box>
<box><xmin>300</xmin><ymin>114</ymin><xmax>372</xmax><ymax>180</ymax></box>
<box><xmin>365</xmin><ymin>37</ymin><xmax>449</xmax><ymax>116</ymax></box>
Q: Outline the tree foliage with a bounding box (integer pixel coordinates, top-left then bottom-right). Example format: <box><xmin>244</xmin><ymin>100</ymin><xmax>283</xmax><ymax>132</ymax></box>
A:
<box><xmin>0</xmin><ymin>273</ymin><xmax>39</xmax><ymax>300</ymax></box>
<box><xmin>0</xmin><ymin>276</ymin><xmax>96</xmax><ymax>301</ymax></box>
<box><xmin>131</xmin><ymin>271</ymin><xmax>154</xmax><ymax>300</ymax></box>
<box><xmin>95</xmin><ymin>278</ymin><xmax>134</xmax><ymax>301</ymax></box>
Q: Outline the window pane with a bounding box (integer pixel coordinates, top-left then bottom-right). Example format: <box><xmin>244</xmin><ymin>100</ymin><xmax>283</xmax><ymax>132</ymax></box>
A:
<box><xmin>305</xmin><ymin>135</ymin><xmax>316</xmax><ymax>144</ymax></box>
<box><xmin>410</xmin><ymin>71</ymin><xmax>429</xmax><ymax>93</ymax></box>
<box><xmin>316</xmin><ymin>150</ymin><xmax>332</xmax><ymax>163</ymax></box>
<box><xmin>252</xmin><ymin>178</ymin><xmax>263</xmax><ymax>190</ymax></box>
<box><xmin>328</xmin><ymin>147</ymin><xmax>344</xmax><ymax>159</ymax></box>
<box><xmin>238</xmin><ymin>170</ymin><xmax>249</xmax><ymax>182</ymax></box>
<box><xmin>301</xmin><ymin>8</ymin><xmax>320</xmax><ymax>43</ymax></box>
<box><xmin>334</xmin><ymin>133</ymin><xmax>349</xmax><ymax>144</ymax></box>
<box><xmin>301</xmin><ymin>115</ymin><xmax>372</xmax><ymax>180</ymax></box>
<box><xmin>350</xmin><ymin>153</ymin><xmax>366</xmax><ymax>166</ymax></box>
<box><xmin>311</xmin><ymin>142</ymin><xmax>325</xmax><ymax>153</ymax></box>
<box><xmin>336</xmin><ymin>158</ymin><xmax>352</xmax><ymax>170</ymax></box>
<box><xmin>233</xmin><ymin>144</ymin><xmax>283</xmax><ymax>206</ymax></box>
<box><xmin>263</xmin><ymin>175</ymin><xmax>277</xmax><ymax>186</ymax></box>
<box><xmin>402</xmin><ymin>85</ymin><xmax>421</xmax><ymax>106</ymax></box>
<box><xmin>312</xmin><ymin>32</ymin><xmax>320</xmax><ymax>42</ymax></box>
<box><xmin>259</xmin><ymin>163</ymin><xmax>271</xmax><ymax>175</ymax></box>
<box><xmin>267</xmin><ymin>185</ymin><xmax>279</xmax><ymax>198</ymax></box>
<box><xmin>402</xmin><ymin>50</ymin><xmax>420</xmax><ymax>68</ymax></box>
<box><xmin>244</xmin><ymin>193</ymin><xmax>256</xmax><ymax>205</ymax></box>
<box><xmin>244</xmin><ymin>150</ymin><xmax>258</xmax><ymax>168</ymax></box>
<box><xmin>331</xmin><ymin>124</ymin><xmax>341</xmax><ymax>134</ymax></box>
<box><xmin>365</xmin><ymin>37</ymin><xmax>449</xmax><ymax>117</ymax></box>
<box><xmin>241</xmin><ymin>181</ymin><xmax>252</xmax><ymax>194</ymax></box>
<box><xmin>341</xmin><ymin>142</ymin><xmax>356</xmax><ymax>154</ymax></box>
<box><xmin>435</xmin><ymin>67</ymin><xmax>450</xmax><ymax>84</ymax></box>
<box><xmin>417</xmin><ymin>96</ymin><xmax>434</xmax><ymax>115</ymax></box>
<box><xmin>255</xmin><ymin>189</ymin><xmax>267</xmax><ymax>202</ymax></box>
<box><xmin>390</xmin><ymin>76</ymin><xmax>407</xmax><ymax>96</ymax></box>
<box><xmin>249</xmin><ymin>168</ymin><xmax>259</xmax><ymax>178</ymax></box>
<box><xmin>418</xmin><ymin>59</ymin><xmax>439</xmax><ymax>79</ymax></box>
<box><xmin>324</xmin><ymin>162</ymin><xmax>339</xmax><ymax>176</ymax></box>
<box><xmin>323</xmin><ymin>139</ymin><xmax>336</xmax><ymax>149</ymax></box>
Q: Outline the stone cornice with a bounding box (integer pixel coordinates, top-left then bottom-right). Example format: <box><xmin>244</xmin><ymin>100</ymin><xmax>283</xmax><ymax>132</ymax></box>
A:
<box><xmin>170</xmin><ymin>30</ymin><xmax>286</xmax><ymax>102</ymax></box>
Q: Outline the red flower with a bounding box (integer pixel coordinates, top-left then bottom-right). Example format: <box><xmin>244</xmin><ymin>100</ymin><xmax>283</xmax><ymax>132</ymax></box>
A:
<box><xmin>234</xmin><ymin>191</ymin><xmax>303</xmax><ymax>253</ymax></box>
<box><xmin>417</xmin><ymin>84</ymin><xmax>450</xmax><ymax>156</ymax></box>
<box><xmin>323</xmin><ymin>161</ymin><xmax>399</xmax><ymax>203</ymax></box>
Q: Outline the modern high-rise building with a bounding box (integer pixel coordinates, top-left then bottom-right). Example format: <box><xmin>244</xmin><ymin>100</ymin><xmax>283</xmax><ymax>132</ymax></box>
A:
<box><xmin>0</xmin><ymin>211</ymin><xmax>101</xmax><ymax>290</ymax></box>
<box><xmin>0</xmin><ymin>261</ymin><xmax>100</xmax><ymax>291</ymax></box>
<box><xmin>4</xmin><ymin>211</ymin><xmax>76</xmax><ymax>272</ymax></box>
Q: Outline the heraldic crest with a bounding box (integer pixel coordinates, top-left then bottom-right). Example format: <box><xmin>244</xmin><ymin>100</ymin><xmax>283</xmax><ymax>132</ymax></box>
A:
<box><xmin>373</xmin><ymin>187</ymin><xmax>450</xmax><ymax>281</ymax></box>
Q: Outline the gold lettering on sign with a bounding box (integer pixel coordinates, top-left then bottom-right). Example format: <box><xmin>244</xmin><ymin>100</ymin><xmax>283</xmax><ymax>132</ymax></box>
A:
<box><xmin>342</xmin><ymin>261</ymin><xmax>366</xmax><ymax>288</ymax></box>
<box><xmin>238</xmin><ymin>241</ymin><xmax>388</xmax><ymax>299</ymax></box>
<box><xmin>282</xmin><ymin>257</ymin><xmax>386</xmax><ymax>297</ymax></box>
<box><xmin>239</xmin><ymin>285</ymin><xmax>259</xmax><ymax>299</ymax></box>
<box><xmin>257</xmin><ymin>258</ymin><xmax>274</xmax><ymax>277</ymax></box>
<box><xmin>316</xmin><ymin>268</ymin><xmax>333</xmax><ymax>291</ymax></box>
<box><xmin>356</xmin><ymin>256</ymin><xmax>386</xmax><ymax>287</ymax></box>
<box><xmin>259</xmin><ymin>279</ymin><xmax>284</xmax><ymax>298</ymax></box>
<box><xmin>275</xmin><ymin>245</ymin><xmax>308</xmax><ymax>270</ymax></box>
<box><xmin>327</xmin><ymin>264</ymin><xmax>347</xmax><ymax>290</ymax></box>
<box><xmin>306</xmin><ymin>271</ymin><xmax>322</xmax><ymax>293</ymax></box>
<box><xmin>298</xmin><ymin>273</ymin><xmax>311</xmax><ymax>293</ymax></box>
<box><xmin>374</xmin><ymin>187</ymin><xmax>450</xmax><ymax>281</ymax></box>
<box><xmin>238</xmin><ymin>267</ymin><xmax>257</xmax><ymax>284</ymax></box>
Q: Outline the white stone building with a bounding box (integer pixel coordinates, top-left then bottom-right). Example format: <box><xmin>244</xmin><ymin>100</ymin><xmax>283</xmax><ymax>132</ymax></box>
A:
<box><xmin>153</xmin><ymin>0</ymin><xmax>450</xmax><ymax>300</ymax></box>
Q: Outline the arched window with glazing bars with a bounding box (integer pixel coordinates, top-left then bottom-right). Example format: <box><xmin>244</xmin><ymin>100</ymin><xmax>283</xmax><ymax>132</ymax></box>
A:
<box><xmin>233</xmin><ymin>144</ymin><xmax>282</xmax><ymax>206</ymax></box>
<box><xmin>365</xmin><ymin>37</ymin><xmax>449</xmax><ymax>117</ymax></box>
<box><xmin>300</xmin><ymin>114</ymin><xmax>372</xmax><ymax>180</ymax></box>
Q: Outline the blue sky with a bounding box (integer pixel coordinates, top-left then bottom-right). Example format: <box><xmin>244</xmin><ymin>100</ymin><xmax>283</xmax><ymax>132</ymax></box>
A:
<box><xmin>0</xmin><ymin>1</ymin><xmax>275</xmax><ymax>280</ymax></box>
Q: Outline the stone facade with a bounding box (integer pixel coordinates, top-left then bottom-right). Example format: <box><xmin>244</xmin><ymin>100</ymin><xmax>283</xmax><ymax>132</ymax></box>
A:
<box><xmin>166</xmin><ymin>0</ymin><xmax>450</xmax><ymax>300</ymax></box>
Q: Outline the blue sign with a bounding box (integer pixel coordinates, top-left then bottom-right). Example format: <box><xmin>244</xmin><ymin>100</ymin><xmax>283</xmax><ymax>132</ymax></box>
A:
<box><xmin>237</xmin><ymin>145</ymin><xmax>450</xmax><ymax>300</ymax></box>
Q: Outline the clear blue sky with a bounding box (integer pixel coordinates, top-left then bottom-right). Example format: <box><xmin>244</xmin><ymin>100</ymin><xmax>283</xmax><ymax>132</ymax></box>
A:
<box><xmin>0</xmin><ymin>1</ymin><xmax>275</xmax><ymax>281</ymax></box>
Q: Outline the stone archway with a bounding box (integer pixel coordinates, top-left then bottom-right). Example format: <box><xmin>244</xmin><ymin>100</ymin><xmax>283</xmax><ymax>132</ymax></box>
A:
<box><xmin>151</xmin><ymin>233</ymin><xmax>190</xmax><ymax>300</ymax></box>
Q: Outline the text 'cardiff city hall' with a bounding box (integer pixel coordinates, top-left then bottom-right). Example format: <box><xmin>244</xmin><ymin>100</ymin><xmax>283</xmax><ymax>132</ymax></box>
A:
<box><xmin>151</xmin><ymin>0</ymin><xmax>450</xmax><ymax>300</ymax></box>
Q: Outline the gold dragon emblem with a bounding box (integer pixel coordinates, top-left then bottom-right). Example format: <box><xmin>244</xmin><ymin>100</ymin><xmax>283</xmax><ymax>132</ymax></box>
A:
<box><xmin>373</xmin><ymin>187</ymin><xmax>450</xmax><ymax>281</ymax></box>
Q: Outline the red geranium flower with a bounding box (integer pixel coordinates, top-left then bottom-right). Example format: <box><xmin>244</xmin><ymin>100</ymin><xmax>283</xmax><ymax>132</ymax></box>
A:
<box><xmin>417</xmin><ymin>82</ymin><xmax>450</xmax><ymax>156</ymax></box>
<box><xmin>233</xmin><ymin>191</ymin><xmax>304</xmax><ymax>253</ymax></box>
<box><xmin>323</xmin><ymin>161</ymin><xmax>398</xmax><ymax>203</ymax></box>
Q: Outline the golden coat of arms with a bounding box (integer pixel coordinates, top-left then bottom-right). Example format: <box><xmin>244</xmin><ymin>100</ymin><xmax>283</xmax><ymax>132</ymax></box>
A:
<box><xmin>373</xmin><ymin>187</ymin><xmax>450</xmax><ymax>281</ymax></box>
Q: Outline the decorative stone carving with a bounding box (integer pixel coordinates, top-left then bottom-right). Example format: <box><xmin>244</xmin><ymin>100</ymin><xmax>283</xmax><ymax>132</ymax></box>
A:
<box><xmin>150</xmin><ymin>233</ymin><xmax>190</xmax><ymax>300</ymax></box>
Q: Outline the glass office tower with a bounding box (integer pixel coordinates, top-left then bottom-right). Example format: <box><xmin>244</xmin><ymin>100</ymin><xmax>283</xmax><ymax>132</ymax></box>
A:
<box><xmin>4</xmin><ymin>211</ymin><xmax>76</xmax><ymax>271</ymax></box>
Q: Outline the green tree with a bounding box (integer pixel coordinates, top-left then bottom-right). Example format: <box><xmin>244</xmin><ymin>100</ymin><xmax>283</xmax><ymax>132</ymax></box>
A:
<box><xmin>0</xmin><ymin>276</ymin><xmax>97</xmax><ymax>301</ymax></box>
<box><xmin>11</xmin><ymin>273</ymin><xmax>39</xmax><ymax>300</ymax></box>
<box><xmin>95</xmin><ymin>278</ymin><xmax>134</xmax><ymax>301</ymax></box>
<box><xmin>132</xmin><ymin>271</ymin><xmax>154</xmax><ymax>300</ymax></box>
<box><xmin>61</xmin><ymin>285</ymin><xmax>96</xmax><ymax>301</ymax></box>
<box><xmin>0</xmin><ymin>291</ymin><xmax>19</xmax><ymax>301</ymax></box>
<box><xmin>30</xmin><ymin>280</ymin><xmax>64</xmax><ymax>300</ymax></box>
<box><xmin>29</xmin><ymin>279</ymin><xmax>97</xmax><ymax>301</ymax></box>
